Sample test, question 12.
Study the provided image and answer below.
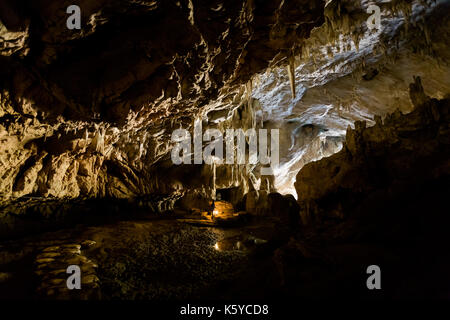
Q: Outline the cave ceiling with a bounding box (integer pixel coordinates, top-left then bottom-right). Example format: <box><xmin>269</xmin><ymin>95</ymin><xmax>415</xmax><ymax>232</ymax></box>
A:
<box><xmin>0</xmin><ymin>0</ymin><xmax>324</xmax><ymax>123</ymax></box>
<box><xmin>0</xmin><ymin>0</ymin><xmax>449</xmax><ymax>201</ymax></box>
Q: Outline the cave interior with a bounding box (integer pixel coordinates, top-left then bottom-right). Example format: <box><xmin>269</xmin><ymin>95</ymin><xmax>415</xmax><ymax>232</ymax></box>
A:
<box><xmin>0</xmin><ymin>0</ymin><xmax>449</xmax><ymax>301</ymax></box>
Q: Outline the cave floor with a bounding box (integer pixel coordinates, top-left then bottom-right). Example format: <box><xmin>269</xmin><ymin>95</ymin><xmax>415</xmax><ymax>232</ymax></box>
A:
<box><xmin>0</xmin><ymin>214</ymin><xmax>288</xmax><ymax>300</ymax></box>
<box><xmin>1</xmin><ymin>212</ymin><xmax>449</xmax><ymax>300</ymax></box>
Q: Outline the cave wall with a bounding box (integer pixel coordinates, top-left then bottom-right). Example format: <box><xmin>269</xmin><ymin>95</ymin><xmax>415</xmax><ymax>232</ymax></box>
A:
<box><xmin>295</xmin><ymin>78</ymin><xmax>450</xmax><ymax>224</ymax></box>
<box><xmin>0</xmin><ymin>0</ymin><xmax>325</xmax><ymax>205</ymax></box>
<box><xmin>247</xmin><ymin>0</ymin><xmax>450</xmax><ymax>197</ymax></box>
<box><xmin>1</xmin><ymin>0</ymin><xmax>449</xmax><ymax>216</ymax></box>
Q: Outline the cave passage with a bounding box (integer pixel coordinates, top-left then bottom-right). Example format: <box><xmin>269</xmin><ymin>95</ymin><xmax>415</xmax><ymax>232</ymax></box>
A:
<box><xmin>0</xmin><ymin>0</ymin><xmax>450</xmax><ymax>304</ymax></box>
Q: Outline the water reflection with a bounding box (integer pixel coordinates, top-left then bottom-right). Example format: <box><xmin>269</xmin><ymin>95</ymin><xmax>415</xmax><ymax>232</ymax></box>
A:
<box><xmin>213</xmin><ymin>236</ymin><xmax>268</xmax><ymax>252</ymax></box>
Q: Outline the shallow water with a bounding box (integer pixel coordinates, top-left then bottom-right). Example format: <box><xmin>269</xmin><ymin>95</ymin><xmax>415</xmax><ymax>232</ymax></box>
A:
<box><xmin>0</xmin><ymin>216</ymin><xmax>282</xmax><ymax>300</ymax></box>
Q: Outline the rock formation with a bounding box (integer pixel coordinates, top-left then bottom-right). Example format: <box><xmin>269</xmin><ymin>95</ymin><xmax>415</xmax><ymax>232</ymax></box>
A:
<box><xmin>0</xmin><ymin>0</ymin><xmax>325</xmax><ymax>207</ymax></box>
<box><xmin>1</xmin><ymin>0</ymin><xmax>449</xmax><ymax>209</ymax></box>
<box><xmin>0</xmin><ymin>0</ymin><xmax>449</xmax><ymax>301</ymax></box>
<box><xmin>295</xmin><ymin>79</ymin><xmax>450</xmax><ymax>225</ymax></box>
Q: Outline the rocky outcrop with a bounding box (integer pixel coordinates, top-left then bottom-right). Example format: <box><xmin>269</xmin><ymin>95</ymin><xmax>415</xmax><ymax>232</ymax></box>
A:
<box><xmin>295</xmin><ymin>78</ymin><xmax>450</xmax><ymax>224</ymax></box>
<box><xmin>245</xmin><ymin>191</ymin><xmax>301</xmax><ymax>229</ymax></box>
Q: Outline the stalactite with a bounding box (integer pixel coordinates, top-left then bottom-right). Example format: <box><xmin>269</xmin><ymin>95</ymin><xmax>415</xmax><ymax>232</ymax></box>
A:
<box><xmin>351</xmin><ymin>32</ymin><xmax>361</xmax><ymax>52</ymax></box>
<box><xmin>83</xmin><ymin>129</ymin><xmax>88</xmax><ymax>151</ymax></box>
<box><xmin>423</xmin><ymin>24</ymin><xmax>431</xmax><ymax>45</ymax></box>
<box><xmin>326</xmin><ymin>46</ymin><xmax>334</xmax><ymax>58</ymax></box>
<box><xmin>287</xmin><ymin>55</ymin><xmax>296</xmax><ymax>99</ymax></box>
<box><xmin>246</xmin><ymin>80</ymin><xmax>252</xmax><ymax>106</ymax></box>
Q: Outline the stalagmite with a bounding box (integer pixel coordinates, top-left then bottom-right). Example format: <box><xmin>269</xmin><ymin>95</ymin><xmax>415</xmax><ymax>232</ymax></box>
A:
<box><xmin>83</xmin><ymin>129</ymin><xmax>89</xmax><ymax>151</ymax></box>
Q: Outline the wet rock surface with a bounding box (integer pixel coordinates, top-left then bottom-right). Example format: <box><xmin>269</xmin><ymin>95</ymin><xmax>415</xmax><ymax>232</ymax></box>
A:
<box><xmin>0</xmin><ymin>198</ymin><xmax>449</xmax><ymax>300</ymax></box>
<box><xmin>94</xmin><ymin>223</ymin><xmax>248</xmax><ymax>300</ymax></box>
<box><xmin>34</xmin><ymin>243</ymin><xmax>100</xmax><ymax>299</ymax></box>
<box><xmin>0</xmin><ymin>215</ymin><xmax>285</xmax><ymax>300</ymax></box>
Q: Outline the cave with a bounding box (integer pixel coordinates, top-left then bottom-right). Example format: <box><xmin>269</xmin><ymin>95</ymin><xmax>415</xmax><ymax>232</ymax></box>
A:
<box><xmin>0</xmin><ymin>0</ymin><xmax>449</xmax><ymax>306</ymax></box>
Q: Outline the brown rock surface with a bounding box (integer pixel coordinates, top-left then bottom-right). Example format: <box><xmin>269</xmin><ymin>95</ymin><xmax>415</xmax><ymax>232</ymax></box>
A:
<box><xmin>0</xmin><ymin>0</ymin><xmax>325</xmax><ymax>208</ymax></box>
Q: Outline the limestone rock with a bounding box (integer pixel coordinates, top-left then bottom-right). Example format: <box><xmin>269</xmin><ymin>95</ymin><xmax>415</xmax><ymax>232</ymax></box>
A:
<box><xmin>295</xmin><ymin>93</ymin><xmax>450</xmax><ymax>222</ymax></box>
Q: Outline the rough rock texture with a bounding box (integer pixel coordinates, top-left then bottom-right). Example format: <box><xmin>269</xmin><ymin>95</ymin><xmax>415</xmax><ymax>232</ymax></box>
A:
<box><xmin>0</xmin><ymin>0</ymin><xmax>449</xmax><ymax>301</ymax></box>
<box><xmin>1</xmin><ymin>0</ymin><xmax>324</xmax><ymax>123</ymax></box>
<box><xmin>295</xmin><ymin>79</ymin><xmax>450</xmax><ymax>224</ymax></box>
<box><xmin>249</xmin><ymin>0</ymin><xmax>450</xmax><ymax>196</ymax></box>
<box><xmin>34</xmin><ymin>242</ymin><xmax>100</xmax><ymax>300</ymax></box>
<box><xmin>0</xmin><ymin>0</ymin><xmax>325</xmax><ymax>206</ymax></box>
<box><xmin>1</xmin><ymin>0</ymin><xmax>449</xmax><ymax>227</ymax></box>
